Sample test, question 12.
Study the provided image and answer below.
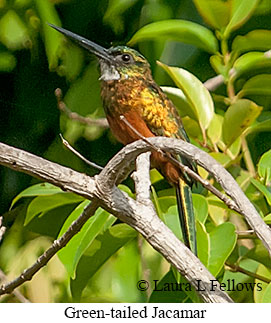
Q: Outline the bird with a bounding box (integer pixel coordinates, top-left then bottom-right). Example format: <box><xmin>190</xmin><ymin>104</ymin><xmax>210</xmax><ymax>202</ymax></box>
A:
<box><xmin>49</xmin><ymin>23</ymin><xmax>197</xmax><ymax>255</ymax></box>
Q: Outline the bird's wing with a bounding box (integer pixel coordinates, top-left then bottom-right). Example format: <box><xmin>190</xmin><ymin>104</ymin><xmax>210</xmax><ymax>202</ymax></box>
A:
<box><xmin>140</xmin><ymin>82</ymin><xmax>197</xmax><ymax>177</ymax></box>
<box><xmin>140</xmin><ymin>82</ymin><xmax>189</xmax><ymax>142</ymax></box>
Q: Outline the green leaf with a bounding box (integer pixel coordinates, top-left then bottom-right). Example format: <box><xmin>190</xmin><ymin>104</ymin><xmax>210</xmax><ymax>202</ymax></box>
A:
<box><xmin>64</xmin><ymin>63</ymin><xmax>102</xmax><ymax>117</ymax></box>
<box><xmin>222</xmin><ymin>99</ymin><xmax>262</xmax><ymax>147</ymax></box>
<box><xmin>58</xmin><ymin>202</ymin><xmax>116</xmax><ymax>278</ymax></box>
<box><xmin>223</xmin><ymin>0</ymin><xmax>260</xmax><ymax>38</ymax></box>
<box><xmin>209</xmin><ymin>152</ymin><xmax>231</xmax><ymax>167</ymax></box>
<box><xmin>103</xmin><ymin>0</ymin><xmax>138</xmax><ymax>33</ymax></box>
<box><xmin>227</xmin><ymin>136</ymin><xmax>242</xmax><ymax>159</ymax></box>
<box><xmin>118</xmin><ymin>184</ymin><xmax>135</xmax><ymax>198</ymax></box>
<box><xmin>35</xmin><ymin>0</ymin><xmax>62</xmax><ymax>70</ymax></box>
<box><xmin>161</xmin><ymin>86</ymin><xmax>197</xmax><ymax>121</ymax></box>
<box><xmin>150</xmin><ymin>169</ymin><xmax>164</xmax><ymax>184</ymax></box>
<box><xmin>258</xmin><ymin>149</ymin><xmax>271</xmax><ymax>185</ymax></box>
<box><xmin>26</xmin><ymin>203</ymin><xmax>78</xmax><ymax>238</ymax></box>
<box><xmin>232</xmin><ymin>30</ymin><xmax>271</xmax><ymax>55</ymax></box>
<box><xmin>24</xmin><ymin>192</ymin><xmax>84</xmax><ymax>225</ymax></box>
<box><xmin>10</xmin><ymin>183</ymin><xmax>62</xmax><ymax>209</ymax></box>
<box><xmin>149</xmin><ymin>270</ymin><xmax>190</xmax><ymax>303</ymax></box>
<box><xmin>210</xmin><ymin>54</ymin><xmax>229</xmax><ymax>78</ymax></box>
<box><xmin>246</xmin><ymin>241</ymin><xmax>271</xmax><ymax>269</ymax></box>
<box><xmin>239</xmin><ymin>74</ymin><xmax>271</xmax><ymax>98</ymax></box>
<box><xmin>157</xmin><ymin>196</ymin><xmax>176</xmax><ymax>213</ymax></box>
<box><xmin>158</xmin><ymin>62</ymin><xmax>214</xmax><ymax>134</ymax></box>
<box><xmin>233</xmin><ymin>52</ymin><xmax>271</xmax><ymax>79</ymax></box>
<box><xmin>0</xmin><ymin>10</ymin><xmax>30</xmax><ymax>50</ymax></box>
<box><xmin>207</xmin><ymin>113</ymin><xmax>223</xmax><ymax>145</ymax></box>
<box><xmin>192</xmin><ymin>194</ymin><xmax>208</xmax><ymax>224</ymax></box>
<box><xmin>264</xmin><ymin>213</ymin><xmax>271</xmax><ymax>225</ymax></box>
<box><xmin>207</xmin><ymin>195</ymin><xmax>228</xmax><ymax>225</ymax></box>
<box><xmin>254</xmin><ymin>0</ymin><xmax>271</xmax><ymax>15</ymax></box>
<box><xmin>193</xmin><ymin>0</ymin><xmax>230</xmax><ymax>30</ymax></box>
<box><xmin>151</xmin><ymin>186</ymin><xmax>164</xmax><ymax>220</ymax></box>
<box><xmin>262</xmin><ymin>283</ymin><xmax>271</xmax><ymax>303</ymax></box>
<box><xmin>57</xmin><ymin>44</ymin><xmax>84</xmax><ymax>81</ymax></box>
<box><xmin>182</xmin><ymin>116</ymin><xmax>202</xmax><ymax>138</ymax></box>
<box><xmin>163</xmin><ymin>205</ymin><xmax>183</xmax><ymax>241</ymax></box>
<box><xmin>243</xmin><ymin>119</ymin><xmax>271</xmax><ymax>137</ymax></box>
<box><xmin>236</xmin><ymin>169</ymin><xmax>252</xmax><ymax>191</ymax></box>
<box><xmin>251</xmin><ymin>178</ymin><xmax>271</xmax><ymax>206</ymax></box>
<box><xmin>0</xmin><ymin>52</ymin><xmax>16</xmax><ymax>71</ymax></box>
<box><xmin>254</xmin><ymin>264</ymin><xmax>271</xmax><ymax>303</ymax></box>
<box><xmin>157</xmin><ymin>188</ymin><xmax>175</xmax><ymax>198</ymax></box>
<box><xmin>70</xmin><ymin>224</ymin><xmax>137</xmax><ymax>300</ymax></box>
<box><xmin>14</xmin><ymin>0</ymin><xmax>32</xmax><ymax>7</ymax></box>
<box><xmin>197</xmin><ymin>222</ymin><xmax>237</xmax><ymax>276</ymax></box>
<box><xmin>223</xmin><ymin>259</ymin><xmax>260</xmax><ymax>302</ymax></box>
<box><xmin>110</xmin><ymin>240</ymin><xmax>141</xmax><ymax>302</ymax></box>
<box><xmin>128</xmin><ymin>20</ymin><xmax>218</xmax><ymax>54</ymax></box>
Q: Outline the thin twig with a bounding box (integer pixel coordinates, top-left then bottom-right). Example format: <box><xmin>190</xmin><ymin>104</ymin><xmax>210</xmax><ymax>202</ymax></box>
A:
<box><xmin>0</xmin><ymin>269</ymin><xmax>30</xmax><ymax>303</ymax></box>
<box><xmin>0</xmin><ymin>201</ymin><xmax>99</xmax><ymax>296</ymax></box>
<box><xmin>120</xmin><ymin>115</ymin><xmax>240</xmax><ymax>213</ymax></box>
<box><xmin>236</xmin><ymin>230</ymin><xmax>255</xmax><ymax>235</ymax></box>
<box><xmin>225</xmin><ymin>262</ymin><xmax>271</xmax><ymax>284</ymax></box>
<box><xmin>60</xmin><ymin>134</ymin><xmax>103</xmax><ymax>170</ymax></box>
<box><xmin>204</xmin><ymin>75</ymin><xmax>224</xmax><ymax>92</ymax></box>
<box><xmin>236</xmin><ymin>229</ymin><xmax>257</xmax><ymax>239</ymax></box>
<box><xmin>55</xmin><ymin>88</ymin><xmax>109</xmax><ymax>128</ymax></box>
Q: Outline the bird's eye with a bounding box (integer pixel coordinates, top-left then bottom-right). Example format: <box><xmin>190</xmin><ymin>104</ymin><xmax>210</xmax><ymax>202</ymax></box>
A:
<box><xmin>121</xmin><ymin>54</ymin><xmax>131</xmax><ymax>62</ymax></box>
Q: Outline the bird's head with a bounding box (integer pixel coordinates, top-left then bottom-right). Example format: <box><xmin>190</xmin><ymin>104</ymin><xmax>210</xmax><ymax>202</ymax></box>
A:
<box><xmin>48</xmin><ymin>24</ymin><xmax>152</xmax><ymax>81</ymax></box>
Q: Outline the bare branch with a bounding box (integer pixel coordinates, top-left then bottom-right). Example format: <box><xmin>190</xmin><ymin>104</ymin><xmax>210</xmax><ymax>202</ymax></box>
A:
<box><xmin>204</xmin><ymin>75</ymin><xmax>224</xmax><ymax>92</ymax></box>
<box><xmin>55</xmin><ymin>88</ymin><xmax>109</xmax><ymax>128</ymax></box>
<box><xmin>225</xmin><ymin>262</ymin><xmax>271</xmax><ymax>284</ymax></box>
<box><xmin>0</xmin><ymin>142</ymin><xmax>96</xmax><ymax>200</ymax></box>
<box><xmin>0</xmin><ymin>269</ymin><xmax>30</xmax><ymax>303</ymax></box>
<box><xmin>60</xmin><ymin>134</ymin><xmax>103</xmax><ymax>170</ymax></box>
<box><xmin>132</xmin><ymin>152</ymin><xmax>152</xmax><ymax>204</ymax></box>
<box><xmin>0</xmin><ymin>141</ymin><xmax>235</xmax><ymax>302</ymax></box>
<box><xmin>0</xmin><ymin>201</ymin><xmax>99</xmax><ymax>296</ymax></box>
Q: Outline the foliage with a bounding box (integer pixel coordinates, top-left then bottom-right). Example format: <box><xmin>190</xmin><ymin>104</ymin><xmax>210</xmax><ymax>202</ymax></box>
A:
<box><xmin>0</xmin><ymin>0</ymin><xmax>271</xmax><ymax>303</ymax></box>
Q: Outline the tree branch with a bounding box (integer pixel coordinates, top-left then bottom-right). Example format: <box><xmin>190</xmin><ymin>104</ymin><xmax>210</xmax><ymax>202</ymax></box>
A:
<box><xmin>225</xmin><ymin>262</ymin><xmax>271</xmax><ymax>284</ymax></box>
<box><xmin>55</xmin><ymin>88</ymin><xmax>109</xmax><ymax>128</ymax></box>
<box><xmin>0</xmin><ymin>269</ymin><xmax>30</xmax><ymax>303</ymax></box>
<box><xmin>132</xmin><ymin>152</ymin><xmax>152</xmax><ymax>204</ymax></box>
<box><xmin>0</xmin><ymin>201</ymin><xmax>99</xmax><ymax>296</ymax></box>
<box><xmin>1</xmin><ymin>138</ymin><xmax>268</xmax><ymax>302</ymax></box>
<box><xmin>204</xmin><ymin>75</ymin><xmax>224</xmax><ymax>92</ymax></box>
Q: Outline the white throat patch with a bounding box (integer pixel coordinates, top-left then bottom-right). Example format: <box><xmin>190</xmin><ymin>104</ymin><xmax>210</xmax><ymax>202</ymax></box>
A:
<box><xmin>99</xmin><ymin>61</ymin><xmax>120</xmax><ymax>81</ymax></box>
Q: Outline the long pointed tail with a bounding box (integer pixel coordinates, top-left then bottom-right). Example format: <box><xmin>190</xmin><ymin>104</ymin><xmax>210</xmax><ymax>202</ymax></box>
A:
<box><xmin>175</xmin><ymin>178</ymin><xmax>197</xmax><ymax>255</ymax></box>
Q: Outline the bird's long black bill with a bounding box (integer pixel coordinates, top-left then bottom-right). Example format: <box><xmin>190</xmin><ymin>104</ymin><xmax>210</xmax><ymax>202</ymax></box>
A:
<box><xmin>48</xmin><ymin>23</ymin><xmax>111</xmax><ymax>62</ymax></box>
